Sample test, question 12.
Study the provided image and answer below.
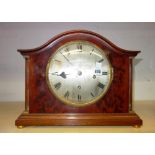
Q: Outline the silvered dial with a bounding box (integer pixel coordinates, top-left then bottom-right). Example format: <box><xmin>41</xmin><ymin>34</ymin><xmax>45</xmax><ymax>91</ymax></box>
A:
<box><xmin>47</xmin><ymin>41</ymin><xmax>112</xmax><ymax>106</ymax></box>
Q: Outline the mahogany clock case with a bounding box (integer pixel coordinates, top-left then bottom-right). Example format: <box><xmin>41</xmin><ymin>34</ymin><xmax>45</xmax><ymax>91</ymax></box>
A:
<box><xmin>15</xmin><ymin>30</ymin><xmax>142</xmax><ymax>127</ymax></box>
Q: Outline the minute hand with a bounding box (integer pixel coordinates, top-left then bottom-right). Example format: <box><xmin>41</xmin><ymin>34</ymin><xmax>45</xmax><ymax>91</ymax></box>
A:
<box><xmin>59</xmin><ymin>51</ymin><xmax>73</xmax><ymax>65</ymax></box>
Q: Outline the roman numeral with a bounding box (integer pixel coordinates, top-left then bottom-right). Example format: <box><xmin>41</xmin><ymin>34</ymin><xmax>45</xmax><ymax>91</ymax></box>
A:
<box><xmin>77</xmin><ymin>44</ymin><xmax>82</xmax><ymax>51</ymax></box>
<box><xmin>90</xmin><ymin>49</ymin><xmax>94</xmax><ymax>55</ymax></box>
<box><xmin>78</xmin><ymin>94</ymin><xmax>81</xmax><ymax>101</ymax></box>
<box><xmin>54</xmin><ymin>59</ymin><xmax>61</xmax><ymax>63</ymax></box>
<box><xmin>54</xmin><ymin>82</ymin><xmax>61</xmax><ymax>90</ymax></box>
<box><xmin>64</xmin><ymin>91</ymin><xmax>69</xmax><ymax>98</ymax></box>
<box><xmin>64</xmin><ymin>47</ymin><xmax>69</xmax><ymax>52</ymax></box>
<box><xmin>102</xmin><ymin>71</ymin><xmax>108</xmax><ymax>75</ymax></box>
<box><xmin>95</xmin><ymin>69</ymin><xmax>101</xmax><ymax>73</ymax></box>
<box><xmin>90</xmin><ymin>92</ymin><xmax>95</xmax><ymax>97</ymax></box>
<box><xmin>97</xmin><ymin>82</ymin><xmax>105</xmax><ymax>89</ymax></box>
<box><xmin>98</xmin><ymin>59</ymin><xmax>104</xmax><ymax>63</ymax></box>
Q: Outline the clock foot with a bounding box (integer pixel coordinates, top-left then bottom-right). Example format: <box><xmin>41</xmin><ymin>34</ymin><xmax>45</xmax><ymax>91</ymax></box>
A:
<box><xmin>133</xmin><ymin>125</ymin><xmax>141</xmax><ymax>128</ymax></box>
<box><xmin>17</xmin><ymin>126</ymin><xmax>24</xmax><ymax>129</ymax></box>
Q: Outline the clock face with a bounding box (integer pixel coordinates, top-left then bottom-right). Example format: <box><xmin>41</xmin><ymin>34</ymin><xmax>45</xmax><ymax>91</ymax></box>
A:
<box><xmin>46</xmin><ymin>41</ymin><xmax>113</xmax><ymax>106</ymax></box>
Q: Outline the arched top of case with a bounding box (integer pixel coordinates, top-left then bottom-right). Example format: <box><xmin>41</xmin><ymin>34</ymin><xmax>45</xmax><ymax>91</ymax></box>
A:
<box><xmin>18</xmin><ymin>29</ymin><xmax>141</xmax><ymax>57</ymax></box>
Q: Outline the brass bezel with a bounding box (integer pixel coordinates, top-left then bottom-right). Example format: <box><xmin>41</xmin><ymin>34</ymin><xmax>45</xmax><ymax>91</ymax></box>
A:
<box><xmin>46</xmin><ymin>40</ymin><xmax>113</xmax><ymax>107</ymax></box>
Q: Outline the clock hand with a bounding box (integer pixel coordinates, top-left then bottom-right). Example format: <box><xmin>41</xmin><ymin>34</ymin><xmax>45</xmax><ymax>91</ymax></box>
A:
<box><xmin>59</xmin><ymin>72</ymin><xmax>68</xmax><ymax>79</ymax></box>
<box><xmin>51</xmin><ymin>72</ymin><xmax>69</xmax><ymax>79</ymax></box>
<box><xmin>59</xmin><ymin>51</ymin><xmax>73</xmax><ymax>65</ymax></box>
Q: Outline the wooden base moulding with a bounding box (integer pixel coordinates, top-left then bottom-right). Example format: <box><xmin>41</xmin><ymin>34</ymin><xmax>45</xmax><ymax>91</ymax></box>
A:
<box><xmin>15</xmin><ymin>112</ymin><xmax>142</xmax><ymax>127</ymax></box>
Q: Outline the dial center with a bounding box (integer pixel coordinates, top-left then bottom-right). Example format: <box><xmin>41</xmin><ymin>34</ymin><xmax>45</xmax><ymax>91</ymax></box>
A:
<box><xmin>77</xmin><ymin>70</ymin><xmax>82</xmax><ymax>76</ymax></box>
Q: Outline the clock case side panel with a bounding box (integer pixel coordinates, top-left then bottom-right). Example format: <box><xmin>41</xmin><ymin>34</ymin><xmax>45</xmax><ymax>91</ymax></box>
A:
<box><xmin>15</xmin><ymin>30</ymin><xmax>142</xmax><ymax>127</ymax></box>
<box><xmin>24</xmin><ymin>56</ymin><xmax>30</xmax><ymax>112</ymax></box>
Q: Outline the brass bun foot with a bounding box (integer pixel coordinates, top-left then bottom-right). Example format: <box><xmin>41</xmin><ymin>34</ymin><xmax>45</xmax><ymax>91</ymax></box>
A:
<box><xmin>133</xmin><ymin>125</ymin><xmax>141</xmax><ymax>128</ymax></box>
<box><xmin>17</xmin><ymin>126</ymin><xmax>24</xmax><ymax>129</ymax></box>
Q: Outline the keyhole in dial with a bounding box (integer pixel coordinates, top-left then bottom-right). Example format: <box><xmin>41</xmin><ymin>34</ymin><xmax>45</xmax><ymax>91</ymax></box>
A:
<box><xmin>77</xmin><ymin>70</ymin><xmax>82</xmax><ymax>76</ymax></box>
<box><xmin>78</xmin><ymin>85</ymin><xmax>81</xmax><ymax>89</ymax></box>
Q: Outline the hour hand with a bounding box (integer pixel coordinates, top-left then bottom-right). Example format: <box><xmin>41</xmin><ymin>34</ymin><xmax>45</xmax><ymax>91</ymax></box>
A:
<box><xmin>59</xmin><ymin>72</ymin><xmax>68</xmax><ymax>79</ymax></box>
<box><xmin>51</xmin><ymin>72</ymin><xmax>69</xmax><ymax>79</ymax></box>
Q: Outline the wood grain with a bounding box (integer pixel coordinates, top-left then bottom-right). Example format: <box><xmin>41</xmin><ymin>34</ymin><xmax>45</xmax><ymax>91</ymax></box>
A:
<box><xmin>15</xmin><ymin>112</ymin><xmax>142</xmax><ymax>126</ymax></box>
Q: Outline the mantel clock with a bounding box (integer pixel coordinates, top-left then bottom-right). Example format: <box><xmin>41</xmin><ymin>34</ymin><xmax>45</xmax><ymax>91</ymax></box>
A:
<box><xmin>15</xmin><ymin>30</ymin><xmax>142</xmax><ymax>127</ymax></box>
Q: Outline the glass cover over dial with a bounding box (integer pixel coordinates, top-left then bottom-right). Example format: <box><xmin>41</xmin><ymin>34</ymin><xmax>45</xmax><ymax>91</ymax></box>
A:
<box><xmin>46</xmin><ymin>41</ymin><xmax>113</xmax><ymax>106</ymax></box>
